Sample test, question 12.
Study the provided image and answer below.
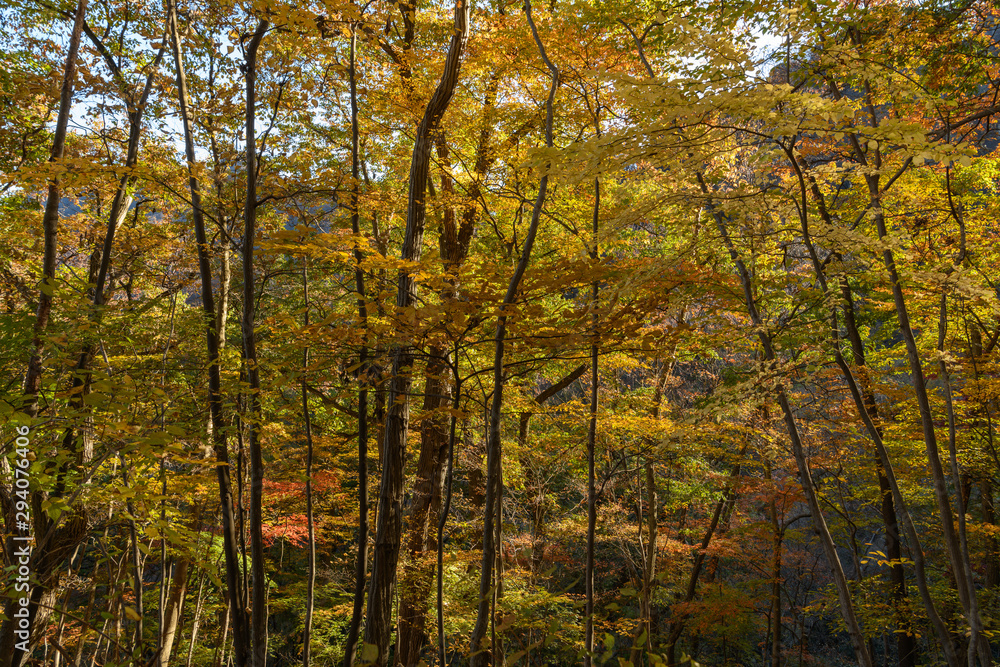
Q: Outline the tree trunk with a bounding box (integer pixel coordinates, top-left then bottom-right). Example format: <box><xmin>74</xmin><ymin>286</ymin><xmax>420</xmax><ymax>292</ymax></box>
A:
<box><xmin>785</xmin><ymin>154</ymin><xmax>919</xmax><ymax>667</ymax></box>
<box><xmin>396</xmin><ymin>88</ymin><xmax>498</xmax><ymax>664</ymax></box>
<box><xmin>242</xmin><ymin>20</ymin><xmax>270</xmax><ymax>667</ymax></box>
<box><xmin>437</xmin><ymin>368</ymin><xmax>462</xmax><ymax>667</ymax></box>
<box><xmin>710</xmin><ymin>188</ymin><xmax>874</xmax><ymax>667</ymax></box>
<box><xmin>630</xmin><ymin>460</ymin><xmax>657</xmax><ymax>667</ymax></box>
<box><xmin>186</xmin><ymin>571</ymin><xmax>207</xmax><ymax>667</ymax></box>
<box><xmin>364</xmin><ymin>3</ymin><xmax>469</xmax><ymax>663</ymax></box>
<box><xmin>584</xmin><ymin>174</ymin><xmax>600</xmax><ymax>667</ymax></box>
<box><xmin>469</xmin><ymin>5</ymin><xmax>556</xmax><ymax>664</ymax></box>
<box><xmin>397</xmin><ymin>348</ymin><xmax>451</xmax><ymax>667</ymax></box>
<box><xmin>829</xmin><ymin>68</ymin><xmax>987</xmax><ymax>663</ymax></box>
<box><xmin>167</xmin><ymin>2</ymin><xmax>251</xmax><ymax>662</ymax></box>
<box><xmin>664</xmin><ymin>452</ymin><xmax>744</xmax><ymax>666</ymax></box>
<box><xmin>158</xmin><ymin>558</ymin><xmax>189</xmax><ymax>667</ymax></box>
<box><xmin>5</xmin><ymin>2</ymin><xmax>86</xmax><ymax>662</ymax></box>
<box><xmin>341</xmin><ymin>25</ymin><xmax>370</xmax><ymax>667</ymax></box>
<box><xmin>302</xmin><ymin>262</ymin><xmax>317</xmax><ymax>667</ymax></box>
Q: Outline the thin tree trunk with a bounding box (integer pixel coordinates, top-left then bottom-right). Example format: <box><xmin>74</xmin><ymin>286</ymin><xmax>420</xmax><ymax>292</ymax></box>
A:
<box><xmin>186</xmin><ymin>571</ymin><xmax>207</xmax><ymax>667</ymax></box>
<box><xmin>364</xmin><ymin>3</ymin><xmax>469</xmax><ymax>663</ymax></box>
<box><xmin>784</xmin><ymin>153</ymin><xmax>918</xmax><ymax>667</ymax></box>
<box><xmin>159</xmin><ymin>558</ymin><xmax>189</xmax><ymax>667</ymax></box>
<box><xmin>341</xmin><ymin>25</ymin><xmax>370</xmax><ymax>667</ymax></box>
<box><xmin>302</xmin><ymin>260</ymin><xmax>316</xmax><ymax>667</ymax></box>
<box><xmin>584</xmin><ymin>175</ymin><xmax>600</xmax><ymax>667</ymax></box>
<box><xmin>709</xmin><ymin>189</ymin><xmax>874</xmax><ymax>667</ymax></box>
<box><xmin>627</xmin><ymin>459</ymin><xmax>658</xmax><ymax>667</ymax></box>
<box><xmin>938</xmin><ymin>295</ymin><xmax>987</xmax><ymax>666</ymax></box>
<box><xmin>218</xmin><ymin>242</ymin><xmax>231</xmax><ymax>348</ymax></box>
<box><xmin>242</xmin><ymin>20</ymin><xmax>270</xmax><ymax>667</ymax></box>
<box><xmin>19</xmin><ymin>2</ymin><xmax>85</xmax><ymax>419</ymax></box>
<box><xmin>664</xmin><ymin>451</ymin><xmax>745</xmax><ymax>666</ymax></box>
<box><xmin>213</xmin><ymin>605</ymin><xmax>231</xmax><ymax>667</ymax></box>
<box><xmin>829</xmin><ymin>68</ymin><xmax>988</xmax><ymax>663</ymax></box>
<box><xmin>72</xmin><ymin>536</ymin><xmax>101</xmax><ymax>666</ymax></box>
<box><xmin>765</xmin><ymin>462</ymin><xmax>782</xmax><ymax>667</ymax></box>
<box><xmin>784</xmin><ymin>147</ymin><xmax>957</xmax><ymax>665</ymax></box>
<box><xmin>437</xmin><ymin>358</ymin><xmax>461</xmax><ymax>667</ymax></box>
<box><xmin>118</xmin><ymin>454</ymin><xmax>145</xmax><ymax>659</ymax></box>
<box><xmin>167</xmin><ymin>3</ymin><xmax>250</xmax><ymax>662</ymax></box>
<box><xmin>631</xmin><ymin>358</ymin><xmax>672</xmax><ymax>667</ymax></box>
<box><xmin>469</xmin><ymin>5</ymin><xmax>556</xmax><ymax>664</ymax></box>
<box><xmin>5</xmin><ymin>4</ymin><xmax>85</xmax><ymax>664</ymax></box>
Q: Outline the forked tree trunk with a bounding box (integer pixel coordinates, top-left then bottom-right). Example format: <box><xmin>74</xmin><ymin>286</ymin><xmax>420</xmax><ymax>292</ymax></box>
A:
<box><xmin>158</xmin><ymin>558</ymin><xmax>189</xmax><ymax>667</ymax></box>
<box><xmin>397</xmin><ymin>116</ymin><xmax>496</xmax><ymax>663</ymax></box>
<box><xmin>364</xmin><ymin>3</ymin><xmax>469</xmax><ymax>663</ymax></box>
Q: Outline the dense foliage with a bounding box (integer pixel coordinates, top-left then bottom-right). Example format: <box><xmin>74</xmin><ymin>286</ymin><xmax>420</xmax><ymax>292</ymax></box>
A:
<box><xmin>2</xmin><ymin>0</ymin><xmax>1000</xmax><ymax>665</ymax></box>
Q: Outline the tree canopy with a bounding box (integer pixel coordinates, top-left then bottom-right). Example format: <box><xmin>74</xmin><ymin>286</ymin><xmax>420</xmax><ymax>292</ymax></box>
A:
<box><xmin>2</xmin><ymin>0</ymin><xmax>1000</xmax><ymax>666</ymax></box>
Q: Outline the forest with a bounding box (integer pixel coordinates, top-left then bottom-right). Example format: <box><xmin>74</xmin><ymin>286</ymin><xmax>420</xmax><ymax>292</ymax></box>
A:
<box><xmin>1</xmin><ymin>0</ymin><xmax>999</xmax><ymax>665</ymax></box>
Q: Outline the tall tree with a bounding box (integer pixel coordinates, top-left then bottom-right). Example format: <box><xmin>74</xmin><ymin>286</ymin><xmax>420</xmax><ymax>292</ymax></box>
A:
<box><xmin>5</xmin><ymin>2</ymin><xmax>87</xmax><ymax>663</ymax></box>
<box><xmin>469</xmin><ymin>2</ymin><xmax>558</xmax><ymax>664</ymax></box>
<box><xmin>166</xmin><ymin>1</ymin><xmax>251</xmax><ymax>664</ymax></box>
<box><xmin>364</xmin><ymin>1</ymin><xmax>470</xmax><ymax>663</ymax></box>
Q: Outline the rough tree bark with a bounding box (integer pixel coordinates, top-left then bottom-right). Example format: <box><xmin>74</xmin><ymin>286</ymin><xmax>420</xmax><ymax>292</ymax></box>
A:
<box><xmin>364</xmin><ymin>2</ymin><xmax>469</xmax><ymax>663</ymax></box>
<box><xmin>396</xmin><ymin>89</ymin><xmax>502</xmax><ymax>661</ymax></box>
